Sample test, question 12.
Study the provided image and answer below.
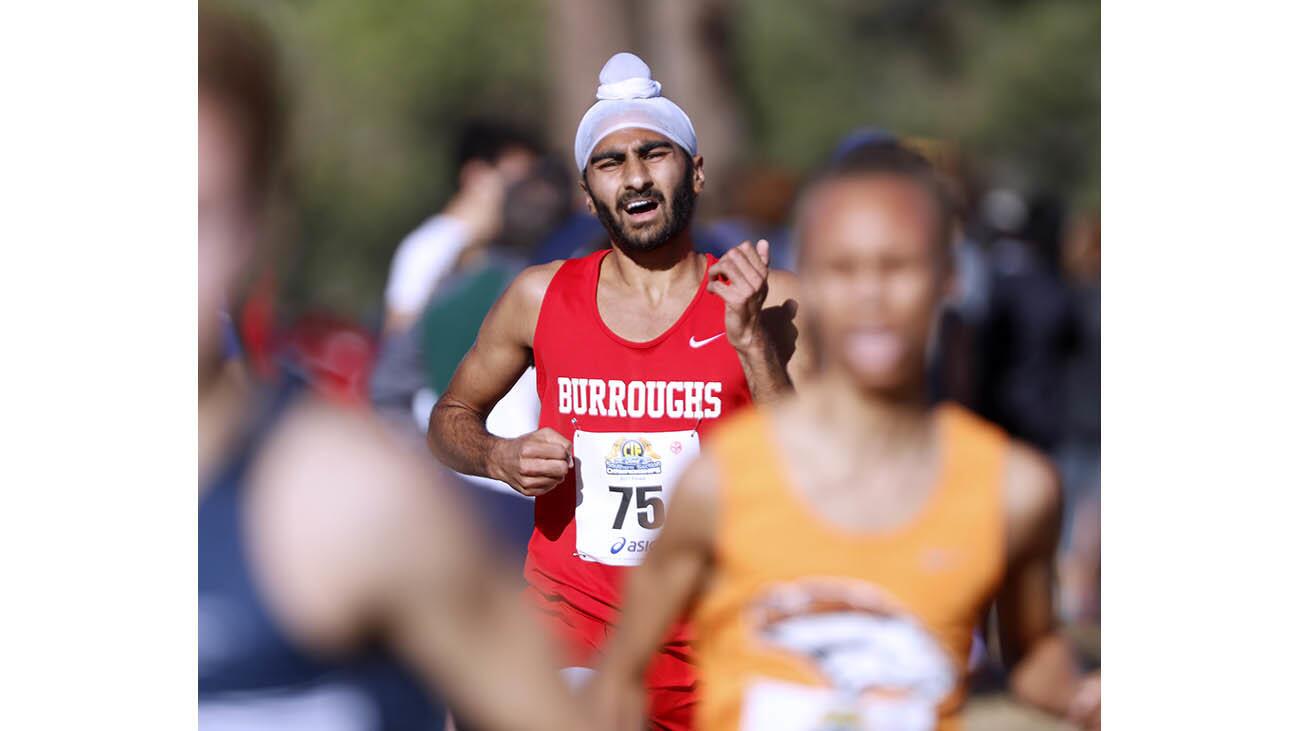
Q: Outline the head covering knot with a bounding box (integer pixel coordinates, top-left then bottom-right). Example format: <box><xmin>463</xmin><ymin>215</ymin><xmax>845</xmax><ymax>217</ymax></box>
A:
<box><xmin>574</xmin><ymin>52</ymin><xmax>698</xmax><ymax>172</ymax></box>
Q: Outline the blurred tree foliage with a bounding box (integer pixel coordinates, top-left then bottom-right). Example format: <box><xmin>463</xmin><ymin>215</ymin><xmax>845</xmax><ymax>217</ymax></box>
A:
<box><xmin>216</xmin><ymin>0</ymin><xmax>1097</xmax><ymax>319</ymax></box>
<box><xmin>733</xmin><ymin>0</ymin><xmax>1099</xmax><ymax>203</ymax></box>
<box><xmin>226</xmin><ymin>0</ymin><xmax>549</xmax><ymax>319</ymax></box>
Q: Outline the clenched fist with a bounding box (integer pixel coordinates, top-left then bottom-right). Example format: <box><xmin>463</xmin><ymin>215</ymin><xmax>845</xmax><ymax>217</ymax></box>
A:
<box><xmin>488</xmin><ymin>427</ymin><xmax>573</xmax><ymax>497</ymax></box>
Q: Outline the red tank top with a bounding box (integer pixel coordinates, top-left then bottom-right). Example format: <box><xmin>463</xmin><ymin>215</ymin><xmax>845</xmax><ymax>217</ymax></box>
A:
<box><xmin>527</xmin><ymin>249</ymin><xmax>754</xmax><ymax>629</ymax></box>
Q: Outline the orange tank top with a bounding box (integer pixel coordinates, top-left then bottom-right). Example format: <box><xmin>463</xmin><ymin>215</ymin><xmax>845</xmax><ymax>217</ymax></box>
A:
<box><xmin>693</xmin><ymin>403</ymin><xmax>1008</xmax><ymax>731</ymax></box>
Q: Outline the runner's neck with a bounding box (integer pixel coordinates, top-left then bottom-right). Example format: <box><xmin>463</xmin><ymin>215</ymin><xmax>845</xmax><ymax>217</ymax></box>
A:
<box><xmin>807</xmin><ymin>374</ymin><xmax>934</xmax><ymax>456</ymax></box>
<box><xmin>603</xmin><ymin>234</ymin><xmax>704</xmax><ymax>301</ymax></box>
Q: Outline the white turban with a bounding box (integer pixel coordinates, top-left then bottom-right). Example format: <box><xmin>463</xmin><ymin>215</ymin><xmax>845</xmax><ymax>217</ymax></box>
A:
<box><xmin>573</xmin><ymin>52</ymin><xmax>698</xmax><ymax>172</ymax></box>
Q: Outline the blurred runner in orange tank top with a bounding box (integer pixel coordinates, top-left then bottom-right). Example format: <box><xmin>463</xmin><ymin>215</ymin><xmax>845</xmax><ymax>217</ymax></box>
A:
<box><xmin>590</xmin><ymin>141</ymin><xmax>1100</xmax><ymax>731</ymax></box>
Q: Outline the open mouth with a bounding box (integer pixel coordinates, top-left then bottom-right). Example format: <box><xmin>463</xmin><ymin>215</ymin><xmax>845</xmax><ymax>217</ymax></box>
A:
<box><xmin>622</xmin><ymin>198</ymin><xmax>661</xmax><ymax>219</ymax></box>
<box><xmin>846</xmin><ymin>327</ymin><xmax>905</xmax><ymax>372</ymax></box>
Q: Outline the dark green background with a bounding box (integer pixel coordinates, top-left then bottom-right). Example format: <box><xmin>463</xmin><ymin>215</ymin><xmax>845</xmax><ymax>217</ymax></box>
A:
<box><xmin>223</xmin><ymin>0</ymin><xmax>1099</xmax><ymax>319</ymax></box>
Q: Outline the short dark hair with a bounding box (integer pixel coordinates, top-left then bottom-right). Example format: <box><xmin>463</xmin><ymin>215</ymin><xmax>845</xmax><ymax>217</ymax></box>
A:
<box><xmin>454</xmin><ymin>119</ymin><xmax>543</xmax><ymax>170</ymax></box>
<box><xmin>797</xmin><ymin>140</ymin><xmax>958</xmax><ymax>267</ymax></box>
<box><xmin>199</xmin><ymin>4</ymin><xmax>285</xmax><ymax>201</ymax></box>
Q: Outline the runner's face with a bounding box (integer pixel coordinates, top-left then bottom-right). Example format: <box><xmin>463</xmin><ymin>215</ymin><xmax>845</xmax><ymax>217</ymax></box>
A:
<box><xmin>198</xmin><ymin>94</ymin><xmax>257</xmax><ymax>372</ymax></box>
<box><xmin>583</xmin><ymin>128</ymin><xmax>701</xmax><ymax>252</ymax></box>
<box><xmin>797</xmin><ymin>176</ymin><xmax>949</xmax><ymax>394</ymax></box>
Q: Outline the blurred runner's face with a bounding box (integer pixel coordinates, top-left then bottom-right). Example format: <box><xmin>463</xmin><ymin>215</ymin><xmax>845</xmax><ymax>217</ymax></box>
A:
<box><xmin>584</xmin><ymin>128</ymin><xmax>699</xmax><ymax>252</ymax></box>
<box><xmin>198</xmin><ymin>94</ymin><xmax>256</xmax><ymax>373</ymax></box>
<box><xmin>798</xmin><ymin>176</ymin><xmax>948</xmax><ymax>394</ymax></box>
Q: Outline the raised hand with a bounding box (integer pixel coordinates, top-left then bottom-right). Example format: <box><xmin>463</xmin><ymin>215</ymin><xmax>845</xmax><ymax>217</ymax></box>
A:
<box><xmin>706</xmin><ymin>239</ymin><xmax>772</xmax><ymax>352</ymax></box>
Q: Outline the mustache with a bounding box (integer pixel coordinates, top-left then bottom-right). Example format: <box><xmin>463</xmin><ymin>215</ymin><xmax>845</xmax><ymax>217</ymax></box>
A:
<box><xmin>617</xmin><ymin>189</ymin><xmax>666</xmax><ymax>208</ymax></box>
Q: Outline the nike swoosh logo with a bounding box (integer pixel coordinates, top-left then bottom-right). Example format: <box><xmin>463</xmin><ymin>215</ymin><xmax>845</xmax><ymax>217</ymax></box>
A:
<box><xmin>688</xmin><ymin>333</ymin><xmax>726</xmax><ymax>349</ymax></box>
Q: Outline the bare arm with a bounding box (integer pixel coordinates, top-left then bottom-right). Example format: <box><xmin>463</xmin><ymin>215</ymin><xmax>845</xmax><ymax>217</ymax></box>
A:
<box><xmin>590</xmin><ymin>453</ymin><xmax>721</xmax><ymax>729</ymax></box>
<box><xmin>378</xmin><ymin>463</ymin><xmax>586</xmax><ymax>731</ymax></box>
<box><xmin>997</xmin><ymin>443</ymin><xmax>1100</xmax><ymax>729</ymax></box>
<box><xmin>259</xmin><ymin>403</ymin><xmax>587</xmax><ymax>731</ymax></box>
<box><xmin>426</xmin><ymin>262</ymin><xmax>573</xmax><ymax>496</ymax></box>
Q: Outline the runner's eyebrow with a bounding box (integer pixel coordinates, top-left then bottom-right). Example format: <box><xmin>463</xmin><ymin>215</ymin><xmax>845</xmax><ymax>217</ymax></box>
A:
<box><xmin>589</xmin><ymin>149</ymin><xmax>626</xmax><ymax>165</ymax></box>
<box><xmin>590</xmin><ymin>141</ymin><xmax>674</xmax><ymax>166</ymax></box>
<box><xmin>635</xmin><ymin>141</ymin><xmax>674</xmax><ymax>157</ymax></box>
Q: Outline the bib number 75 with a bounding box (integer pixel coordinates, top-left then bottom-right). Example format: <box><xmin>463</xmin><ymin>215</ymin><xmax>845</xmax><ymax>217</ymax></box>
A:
<box><xmin>608</xmin><ymin>485</ymin><xmax>665</xmax><ymax>530</ymax></box>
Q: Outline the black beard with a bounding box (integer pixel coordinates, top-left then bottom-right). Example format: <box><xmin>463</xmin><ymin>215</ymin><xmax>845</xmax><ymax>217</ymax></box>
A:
<box><xmin>592</xmin><ymin>165</ymin><xmax>697</xmax><ymax>253</ymax></box>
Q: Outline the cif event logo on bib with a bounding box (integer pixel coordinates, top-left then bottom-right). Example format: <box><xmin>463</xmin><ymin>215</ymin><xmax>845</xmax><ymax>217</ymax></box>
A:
<box><xmin>605</xmin><ymin>437</ymin><xmax>662</xmax><ymax>475</ymax></box>
<box><xmin>572</xmin><ymin>429</ymin><xmax>699</xmax><ymax>566</ymax></box>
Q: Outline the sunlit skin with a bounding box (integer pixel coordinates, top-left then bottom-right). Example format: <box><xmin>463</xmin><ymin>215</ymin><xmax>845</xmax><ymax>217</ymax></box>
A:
<box><xmin>581</xmin><ymin>127</ymin><xmax>703</xmax><ymax>262</ymax></box>
<box><xmin>795</xmin><ymin>175</ymin><xmax>952</xmax><ymax>400</ymax></box>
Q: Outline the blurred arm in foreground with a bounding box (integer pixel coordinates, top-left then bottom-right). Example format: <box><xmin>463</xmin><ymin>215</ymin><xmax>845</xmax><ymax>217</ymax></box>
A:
<box><xmin>586</xmin><ymin>454</ymin><xmax>720</xmax><ymax>729</ymax></box>
<box><xmin>243</xmin><ymin>400</ymin><xmax>587</xmax><ymax>731</ymax></box>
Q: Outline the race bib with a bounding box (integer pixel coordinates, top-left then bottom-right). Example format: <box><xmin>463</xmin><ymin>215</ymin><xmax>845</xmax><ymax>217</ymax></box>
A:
<box><xmin>739</xmin><ymin>680</ymin><xmax>939</xmax><ymax>731</ymax></box>
<box><xmin>572</xmin><ymin>429</ymin><xmax>699</xmax><ymax>566</ymax></box>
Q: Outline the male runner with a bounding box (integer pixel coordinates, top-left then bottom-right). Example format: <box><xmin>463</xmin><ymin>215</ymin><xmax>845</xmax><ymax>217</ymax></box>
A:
<box><xmin>590</xmin><ymin>142</ymin><xmax>1101</xmax><ymax>730</ymax></box>
<box><xmin>427</xmin><ymin>52</ymin><xmax>806</xmax><ymax>729</ymax></box>
<box><xmin>198</xmin><ymin>8</ymin><xmax>584</xmax><ymax>729</ymax></box>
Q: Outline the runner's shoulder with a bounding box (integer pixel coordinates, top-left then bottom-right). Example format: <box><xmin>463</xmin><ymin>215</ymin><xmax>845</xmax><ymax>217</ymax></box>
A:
<box><xmin>1002</xmin><ymin>439</ymin><xmax>1063</xmax><ymax>559</ymax></box>
<box><xmin>502</xmin><ymin>259</ymin><xmax>567</xmax><ymax>315</ymax></box>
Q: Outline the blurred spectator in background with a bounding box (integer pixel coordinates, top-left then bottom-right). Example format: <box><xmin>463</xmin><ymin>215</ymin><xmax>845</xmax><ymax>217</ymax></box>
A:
<box><xmin>530</xmin><ymin>165</ymin><xmax>608</xmax><ymax>264</ymax></box>
<box><xmin>199</xmin><ymin>8</ymin><xmax>586</xmax><ymax>729</ymax></box>
<box><xmin>964</xmin><ymin>190</ymin><xmax>1103</xmax><ymax>626</ymax></box>
<box><xmin>372</xmin><ymin>124</ymin><xmax>588</xmax><ymax>572</ymax></box>
<box><xmin>383</xmin><ymin>120</ymin><xmax>544</xmax><ymax>332</ymax></box>
<box><xmin>703</xmin><ymin>164</ymin><xmax>799</xmax><ymax>270</ymax></box>
<box><xmin>935</xmin><ymin>185</ymin><xmax>1102</xmax><ymax>662</ymax></box>
<box><xmin>972</xmin><ymin>189</ymin><xmax>1074</xmax><ymax>453</ymax></box>
<box><xmin>372</xmin><ymin>120</ymin><xmax>551</xmax><ymax>444</ymax></box>
<box><xmin>1057</xmin><ymin>211</ymin><xmax>1101</xmax><ymax>623</ymax></box>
